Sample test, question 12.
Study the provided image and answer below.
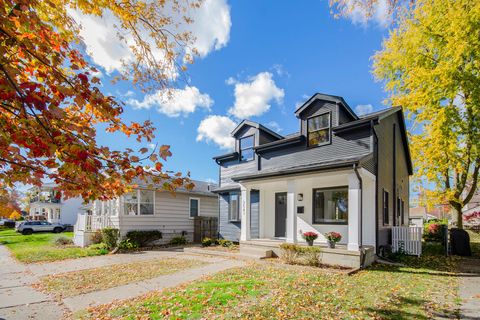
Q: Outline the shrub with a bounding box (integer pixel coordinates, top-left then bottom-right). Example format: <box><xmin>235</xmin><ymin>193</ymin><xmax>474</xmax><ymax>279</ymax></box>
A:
<box><xmin>423</xmin><ymin>220</ymin><xmax>448</xmax><ymax>243</ymax></box>
<box><xmin>118</xmin><ymin>238</ymin><xmax>138</xmax><ymax>250</ymax></box>
<box><xmin>54</xmin><ymin>236</ymin><xmax>73</xmax><ymax>246</ymax></box>
<box><xmin>279</xmin><ymin>243</ymin><xmax>300</xmax><ymax>264</ymax></box>
<box><xmin>91</xmin><ymin>230</ymin><xmax>103</xmax><ymax>245</ymax></box>
<box><xmin>217</xmin><ymin>239</ymin><xmax>233</xmax><ymax>247</ymax></box>
<box><xmin>88</xmin><ymin>242</ymin><xmax>109</xmax><ymax>254</ymax></box>
<box><xmin>202</xmin><ymin>237</ymin><xmax>213</xmax><ymax>247</ymax></box>
<box><xmin>298</xmin><ymin>246</ymin><xmax>321</xmax><ymax>266</ymax></box>
<box><xmin>102</xmin><ymin>227</ymin><xmax>120</xmax><ymax>250</ymax></box>
<box><xmin>169</xmin><ymin>236</ymin><xmax>187</xmax><ymax>246</ymax></box>
<box><xmin>280</xmin><ymin>243</ymin><xmax>321</xmax><ymax>266</ymax></box>
<box><xmin>126</xmin><ymin>230</ymin><xmax>162</xmax><ymax>247</ymax></box>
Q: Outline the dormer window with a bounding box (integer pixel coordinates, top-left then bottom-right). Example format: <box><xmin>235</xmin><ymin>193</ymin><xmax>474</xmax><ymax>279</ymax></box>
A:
<box><xmin>307</xmin><ymin>113</ymin><xmax>331</xmax><ymax>147</ymax></box>
<box><xmin>239</xmin><ymin>135</ymin><xmax>254</xmax><ymax>161</ymax></box>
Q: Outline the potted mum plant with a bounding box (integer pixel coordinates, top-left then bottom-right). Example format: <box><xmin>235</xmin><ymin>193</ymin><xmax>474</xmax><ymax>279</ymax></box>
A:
<box><xmin>302</xmin><ymin>231</ymin><xmax>318</xmax><ymax>246</ymax></box>
<box><xmin>324</xmin><ymin>232</ymin><xmax>341</xmax><ymax>248</ymax></box>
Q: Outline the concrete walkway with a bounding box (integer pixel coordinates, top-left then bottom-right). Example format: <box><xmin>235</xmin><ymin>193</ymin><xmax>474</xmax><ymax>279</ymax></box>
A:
<box><xmin>0</xmin><ymin>246</ymin><xmax>244</xmax><ymax>319</ymax></box>
<box><xmin>458</xmin><ymin>258</ymin><xmax>480</xmax><ymax>320</ymax></box>
<box><xmin>0</xmin><ymin>245</ymin><xmax>68</xmax><ymax>319</ymax></box>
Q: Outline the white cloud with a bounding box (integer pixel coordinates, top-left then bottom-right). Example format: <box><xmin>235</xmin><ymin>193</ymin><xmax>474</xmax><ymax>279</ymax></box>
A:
<box><xmin>186</xmin><ymin>0</ymin><xmax>231</xmax><ymax>58</ymax></box>
<box><xmin>271</xmin><ymin>64</ymin><xmax>290</xmax><ymax>78</ymax></box>
<box><xmin>355</xmin><ymin>104</ymin><xmax>374</xmax><ymax>116</ymax></box>
<box><xmin>128</xmin><ymin>86</ymin><xmax>213</xmax><ymax>117</ymax></box>
<box><xmin>227</xmin><ymin>72</ymin><xmax>285</xmax><ymax>119</ymax></box>
<box><xmin>344</xmin><ymin>0</ymin><xmax>391</xmax><ymax>28</ymax></box>
<box><xmin>266</xmin><ymin>121</ymin><xmax>282</xmax><ymax>133</ymax></box>
<box><xmin>69</xmin><ymin>0</ymin><xmax>231</xmax><ymax>73</ymax></box>
<box><xmin>196</xmin><ymin>115</ymin><xmax>236</xmax><ymax>150</ymax></box>
<box><xmin>225</xmin><ymin>77</ymin><xmax>237</xmax><ymax>85</ymax></box>
<box><xmin>148</xmin><ymin>143</ymin><xmax>156</xmax><ymax>150</ymax></box>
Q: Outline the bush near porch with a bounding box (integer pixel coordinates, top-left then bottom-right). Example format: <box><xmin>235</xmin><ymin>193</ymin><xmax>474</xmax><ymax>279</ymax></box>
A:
<box><xmin>82</xmin><ymin>256</ymin><xmax>459</xmax><ymax>320</ymax></box>
<box><xmin>0</xmin><ymin>229</ymin><xmax>107</xmax><ymax>263</ymax></box>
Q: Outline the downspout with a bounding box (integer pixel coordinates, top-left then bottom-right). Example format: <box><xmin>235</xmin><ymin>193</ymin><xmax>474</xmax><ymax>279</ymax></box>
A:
<box><xmin>353</xmin><ymin>163</ymin><xmax>366</xmax><ymax>267</ymax></box>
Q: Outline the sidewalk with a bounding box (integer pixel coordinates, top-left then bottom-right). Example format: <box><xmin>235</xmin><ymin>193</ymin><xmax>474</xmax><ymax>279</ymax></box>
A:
<box><xmin>458</xmin><ymin>258</ymin><xmax>480</xmax><ymax>320</ymax></box>
<box><xmin>0</xmin><ymin>245</ymin><xmax>67</xmax><ymax>319</ymax></box>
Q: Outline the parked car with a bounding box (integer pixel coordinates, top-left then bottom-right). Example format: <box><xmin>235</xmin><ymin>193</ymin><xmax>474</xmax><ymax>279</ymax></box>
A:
<box><xmin>0</xmin><ymin>218</ymin><xmax>15</xmax><ymax>228</ymax></box>
<box><xmin>15</xmin><ymin>221</ymin><xmax>65</xmax><ymax>235</ymax></box>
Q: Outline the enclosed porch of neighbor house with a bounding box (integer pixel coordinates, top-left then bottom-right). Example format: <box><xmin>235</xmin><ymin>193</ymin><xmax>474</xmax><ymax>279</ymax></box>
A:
<box><xmin>235</xmin><ymin>168</ymin><xmax>377</xmax><ymax>267</ymax></box>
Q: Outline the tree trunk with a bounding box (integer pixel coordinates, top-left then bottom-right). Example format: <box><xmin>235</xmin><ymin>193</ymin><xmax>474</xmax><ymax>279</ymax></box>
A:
<box><xmin>456</xmin><ymin>207</ymin><xmax>463</xmax><ymax>229</ymax></box>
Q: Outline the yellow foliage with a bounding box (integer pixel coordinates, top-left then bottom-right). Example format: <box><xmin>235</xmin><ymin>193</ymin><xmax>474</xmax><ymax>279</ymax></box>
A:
<box><xmin>9</xmin><ymin>211</ymin><xmax>21</xmax><ymax>220</ymax></box>
<box><xmin>373</xmin><ymin>0</ymin><xmax>480</xmax><ymax>227</ymax></box>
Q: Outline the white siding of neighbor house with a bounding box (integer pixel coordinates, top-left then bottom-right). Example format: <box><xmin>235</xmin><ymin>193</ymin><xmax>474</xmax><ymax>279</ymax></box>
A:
<box><xmin>117</xmin><ymin>191</ymin><xmax>218</xmax><ymax>243</ymax></box>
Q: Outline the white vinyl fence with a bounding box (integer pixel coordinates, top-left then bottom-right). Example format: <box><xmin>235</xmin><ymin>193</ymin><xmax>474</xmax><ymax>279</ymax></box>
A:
<box><xmin>392</xmin><ymin>226</ymin><xmax>423</xmax><ymax>256</ymax></box>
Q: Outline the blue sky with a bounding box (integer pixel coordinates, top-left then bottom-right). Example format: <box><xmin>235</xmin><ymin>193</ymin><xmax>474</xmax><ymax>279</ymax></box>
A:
<box><xmin>79</xmin><ymin>0</ymin><xmax>392</xmax><ymax>184</ymax></box>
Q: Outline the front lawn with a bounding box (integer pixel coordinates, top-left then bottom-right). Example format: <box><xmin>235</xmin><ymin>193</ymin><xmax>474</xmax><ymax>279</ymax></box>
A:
<box><xmin>36</xmin><ymin>258</ymin><xmax>209</xmax><ymax>298</ymax></box>
<box><xmin>82</xmin><ymin>256</ymin><xmax>459</xmax><ymax>319</ymax></box>
<box><xmin>0</xmin><ymin>229</ymin><xmax>106</xmax><ymax>263</ymax></box>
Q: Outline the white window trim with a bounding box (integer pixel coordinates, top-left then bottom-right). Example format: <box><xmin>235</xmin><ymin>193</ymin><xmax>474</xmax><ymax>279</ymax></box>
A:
<box><xmin>123</xmin><ymin>189</ymin><xmax>156</xmax><ymax>216</ymax></box>
<box><xmin>189</xmin><ymin>197</ymin><xmax>200</xmax><ymax>219</ymax></box>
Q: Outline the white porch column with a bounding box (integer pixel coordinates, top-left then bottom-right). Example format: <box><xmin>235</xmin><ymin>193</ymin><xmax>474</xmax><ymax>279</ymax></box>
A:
<box><xmin>286</xmin><ymin>180</ymin><xmax>297</xmax><ymax>243</ymax></box>
<box><xmin>240</xmin><ymin>185</ymin><xmax>251</xmax><ymax>241</ymax></box>
<box><xmin>348</xmin><ymin>172</ymin><xmax>361</xmax><ymax>251</ymax></box>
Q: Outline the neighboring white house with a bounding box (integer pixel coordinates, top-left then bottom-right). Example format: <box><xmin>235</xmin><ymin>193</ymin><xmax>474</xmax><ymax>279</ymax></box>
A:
<box><xmin>28</xmin><ymin>183</ymin><xmax>83</xmax><ymax>226</ymax></box>
<box><xmin>73</xmin><ymin>180</ymin><xmax>218</xmax><ymax>247</ymax></box>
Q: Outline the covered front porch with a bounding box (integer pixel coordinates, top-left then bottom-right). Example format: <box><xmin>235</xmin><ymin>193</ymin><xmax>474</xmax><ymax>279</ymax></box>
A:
<box><xmin>236</xmin><ymin>168</ymin><xmax>377</xmax><ymax>265</ymax></box>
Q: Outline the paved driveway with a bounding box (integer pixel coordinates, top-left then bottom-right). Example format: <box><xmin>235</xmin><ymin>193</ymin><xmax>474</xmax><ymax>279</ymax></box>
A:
<box><xmin>0</xmin><ymin>246</ymin><xmax>244</xmax><ymax>319</ymax></box>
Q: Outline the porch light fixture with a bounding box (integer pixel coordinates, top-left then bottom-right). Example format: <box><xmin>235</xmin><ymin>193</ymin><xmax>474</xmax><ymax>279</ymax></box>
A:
<box><xmin>297</xmin><ymin>193</ymin><xmax>303</xmax><ymax>201</ymax></box>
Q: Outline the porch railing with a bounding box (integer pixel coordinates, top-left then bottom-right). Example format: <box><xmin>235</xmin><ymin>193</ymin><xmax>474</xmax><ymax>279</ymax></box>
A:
<box><xmin>75</xmin><ymin>213</ymin><xmax>113</xmax><ymax>233</ymax></box>
<box><xmin>392</xmin><ymin>226</ymin><xmax>423</xmax><ymax>256</ymax></box>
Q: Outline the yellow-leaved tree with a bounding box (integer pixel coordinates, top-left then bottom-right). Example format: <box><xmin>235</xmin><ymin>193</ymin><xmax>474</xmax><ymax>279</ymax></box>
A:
<box><xmin>373</xmin><ymin>0</ymin><xmax>480</xmax><ymax>228</ymax></box>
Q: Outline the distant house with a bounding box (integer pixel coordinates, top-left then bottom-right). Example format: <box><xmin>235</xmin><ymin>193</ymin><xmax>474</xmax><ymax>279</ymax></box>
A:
<box><xmin>408</xmin><ymin>206</ymin><xmax>440</xmax><ymax>227</ymax></box>
<box><xmin>212</xmin><ymin>93</ymin><xmax>413</xmax><ymax>266</ymax></box>
<box><xmin>73</xmin><ymin>180</ymin><xmax>218</xmax><ymax>247</ymax></box>
<box><xmin>28</xmin><ymin>183</ymin><xmax>83</xmax><ymax>226</ymax></box>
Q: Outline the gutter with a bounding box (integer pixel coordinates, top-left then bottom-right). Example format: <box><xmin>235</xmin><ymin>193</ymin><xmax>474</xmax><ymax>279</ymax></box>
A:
<box><xmin>353</xmin><ymin>163</ymin><xmax>366</xmax><ymax>268</ymax></box>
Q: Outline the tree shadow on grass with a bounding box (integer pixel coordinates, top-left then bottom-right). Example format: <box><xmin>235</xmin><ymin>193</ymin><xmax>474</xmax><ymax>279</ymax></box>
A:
<box><xmin>364</xmin><ymin>296</ymin><xmax>458</xmax><ymax>320</ymax></box>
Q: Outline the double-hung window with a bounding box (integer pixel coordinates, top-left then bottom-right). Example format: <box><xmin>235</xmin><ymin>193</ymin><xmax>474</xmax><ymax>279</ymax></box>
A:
<box><xmin>239</xmin><ymin>136</ymin><xmax>254</xmax><ymax>161</ymax></box>
<box><xmin>189</xmin><ymin>198</ymin><xmax>199</xmax><ymax>218</ymax></box>
<box><xmin>312</xmin><ymin>187</ymin><xmax>348</xmax><ymax>224</ymax></box>
<box><xmin>124</xmin><ymin>189</ymin><xmax>154</xmax><ymax>215</ymax></box>
<box><xmin>228</xmin><ymin>193</ymin><xmax>241</xmax><ymax>222</ymax></box>
<box><xmin>307</xmin><ymin>113</ymin><xmax>331</xmax><ymax>147</ymax></box>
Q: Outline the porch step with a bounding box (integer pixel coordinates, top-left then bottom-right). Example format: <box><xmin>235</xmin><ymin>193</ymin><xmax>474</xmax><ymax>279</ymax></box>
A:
<box><xmin>239</xmin><ymin>245</ymin><xmax>273</xmax><ymax>259</ymax></box>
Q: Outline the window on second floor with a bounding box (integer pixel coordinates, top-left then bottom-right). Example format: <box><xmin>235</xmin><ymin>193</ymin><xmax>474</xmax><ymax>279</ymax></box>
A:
<box><xmin>307</xmin><ymin>113</ymin><xmax>330</xmax><ymax>147</ymax></box>
<box><xmin>239</xmin><ymin>135</ymin><xmax>255</xmax><ymax>161</ymax></box>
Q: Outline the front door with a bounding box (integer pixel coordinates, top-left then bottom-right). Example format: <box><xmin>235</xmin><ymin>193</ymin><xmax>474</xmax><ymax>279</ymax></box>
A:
<box><xmin>275</xmin><ymin>192</ymin><xmax>287</xmax><ymax>237</ymax></box>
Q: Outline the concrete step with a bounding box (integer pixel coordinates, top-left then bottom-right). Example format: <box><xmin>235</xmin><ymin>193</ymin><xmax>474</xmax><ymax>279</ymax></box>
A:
<box><xmin>239</xmin><ymin>245</ymin><xmax>273</xmax><ymax>258</ymax></box>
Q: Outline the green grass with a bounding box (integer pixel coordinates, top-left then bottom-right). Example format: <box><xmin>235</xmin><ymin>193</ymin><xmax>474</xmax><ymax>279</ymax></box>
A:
<box><xmin>0</xmin><ymin>229</ymin><xmax>107</xmax><ymax>263</ymax></box>
<box><xmin>36</xmin><ymin>258</ymin><xmax>208</xmax><ymax>298</ymax></box>
<box><xmin>82</xmin><ymin>256</ymin><xmax>459</xmax><ymax>320</ymax></box>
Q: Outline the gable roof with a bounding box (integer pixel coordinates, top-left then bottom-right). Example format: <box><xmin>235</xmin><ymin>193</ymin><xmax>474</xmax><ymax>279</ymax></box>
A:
<box><xmin>230</xmin><ymin>120</ymin><xmax>283</xmax><ymax>139</ymax></box>
<box><xmin>294</xmin><ymin>93</ymin><xmax>358</xmax><ymax>120</ymax></box>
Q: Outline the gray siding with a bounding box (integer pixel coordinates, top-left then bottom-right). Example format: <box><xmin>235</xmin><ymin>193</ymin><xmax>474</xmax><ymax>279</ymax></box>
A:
<box><xmin>250</xmin><ymin>190</ymin><xmax>259</xmax><ymax>239</ymax></box>
<box><xmin>260</xmin><ymin>128</ymin><xmax>371</xmax><ymax>171</ymax></box>
<box><xmin>218</xmin><ymin>193</ymin><xmax>241</xmax><ymax>241</ymax></box>
<box><xmin>375</xmin><ymin>113</ymin><xmax>410</xmax><ymax>249</ymax></box>
<box><xmin>300</xmin><ymin>101</ymin><xmax>339</xmax><ymax>135</ymax></box>
<box><xmin>363</xmin><ymin>156</ymin><xmax>376</xmax><ymax>175</ymax></box>
<box><xmin>118</xmin><ymin>191</ymin><xmax>218</xmax><ymax>243</ymax></box>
